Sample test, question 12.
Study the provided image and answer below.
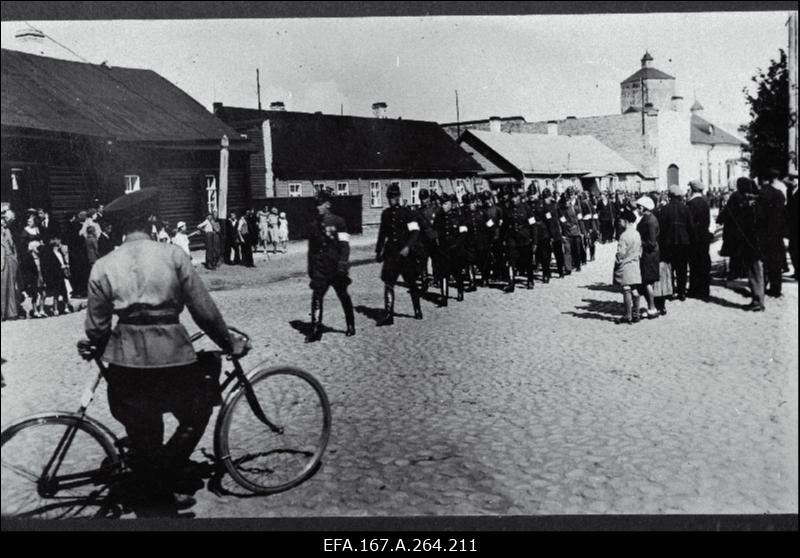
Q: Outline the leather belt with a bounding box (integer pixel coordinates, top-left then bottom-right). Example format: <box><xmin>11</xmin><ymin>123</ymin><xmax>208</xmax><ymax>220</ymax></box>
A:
<box><xmin>117</xmin><ymin>314</ymin><xmax>179</xmax><ymax>326</ymax></box>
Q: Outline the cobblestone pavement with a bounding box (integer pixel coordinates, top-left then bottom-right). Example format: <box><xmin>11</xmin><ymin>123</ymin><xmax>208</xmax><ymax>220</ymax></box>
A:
<box><xmin>1</xmin><ymin>238</ymin><xmax>797</xmax><ymax>517</ymax></box>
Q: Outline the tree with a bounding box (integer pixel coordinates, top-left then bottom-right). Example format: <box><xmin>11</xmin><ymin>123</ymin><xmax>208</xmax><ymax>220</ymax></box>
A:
<box><xmin>739</xmin><ymin>49</ymin><xmax>795</xmax><ymax>179</ymax></box>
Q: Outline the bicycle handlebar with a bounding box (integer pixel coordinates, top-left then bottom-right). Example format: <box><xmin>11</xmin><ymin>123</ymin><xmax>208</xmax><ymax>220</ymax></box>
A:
<box><xmin>189</xmin><ymin>326</ymin><xmax>250</xmax><ymax>345</ymax></box>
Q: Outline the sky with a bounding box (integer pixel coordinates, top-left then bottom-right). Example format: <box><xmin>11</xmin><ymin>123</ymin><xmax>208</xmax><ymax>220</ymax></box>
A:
<box><xmin>1</xmin><ymin>11</ymin><xmax>794</xmax><ymax>132</ymax></box>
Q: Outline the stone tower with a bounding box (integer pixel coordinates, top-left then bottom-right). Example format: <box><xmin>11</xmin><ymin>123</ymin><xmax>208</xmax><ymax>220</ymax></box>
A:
<box><xmin>620</xmin><ymin>51</ymin><xmax>676</xmax><ymax>114</ymax></box>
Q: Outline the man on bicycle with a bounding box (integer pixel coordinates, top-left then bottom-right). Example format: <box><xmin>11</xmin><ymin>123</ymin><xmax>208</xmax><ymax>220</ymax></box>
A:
<box><xmin>79</xmin><ymin>188</ymin><xmax>250</xmax><ymax>509</ymax></box>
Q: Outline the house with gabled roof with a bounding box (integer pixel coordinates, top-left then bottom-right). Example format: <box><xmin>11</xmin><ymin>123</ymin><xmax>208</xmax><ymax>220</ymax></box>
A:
<box><xmin>214</xmin><ymin>102</ymin><xmax>483</xmax><ymax>224</ymax></box>
<box><xmin>1</xmin><ymin>48</ymin><xmax>253</xmax><ymax>231</ymax></box>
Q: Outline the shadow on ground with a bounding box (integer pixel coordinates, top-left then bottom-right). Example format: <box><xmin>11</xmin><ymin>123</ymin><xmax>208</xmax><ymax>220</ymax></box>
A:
<box><xmin>562</xmin><ymin>298</ymin><xmax>625</xmax><ymax>322</ymax></box>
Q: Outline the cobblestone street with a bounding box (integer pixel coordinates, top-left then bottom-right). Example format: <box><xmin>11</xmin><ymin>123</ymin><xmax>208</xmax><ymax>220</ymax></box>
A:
<box><xmin>1</xmin><ymin>238</ymin><xmax>797</xmax><ymax>517</ymax></box>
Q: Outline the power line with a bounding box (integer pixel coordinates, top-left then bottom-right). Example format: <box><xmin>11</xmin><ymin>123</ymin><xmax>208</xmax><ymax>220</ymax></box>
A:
<box><xmin>23</xmin><ymin>22</ymin><xmax>217</xmax><ymax>140</ymax></box>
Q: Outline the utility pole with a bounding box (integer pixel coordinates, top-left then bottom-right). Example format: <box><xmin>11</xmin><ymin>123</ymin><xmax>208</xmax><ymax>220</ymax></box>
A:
<box><xmin>256</xmin><ymin>68</ymin><xmax>262</xmax><ymax>111</ymax></box>
<box><xmin>789</xmin><ymin>12</ymin><xmax>797</xmax><ymax>175</ymax></box>
<box><xmin>455</xmin><ymin>90</ymin><xmax>461</xmax><ymax>138</ymax></box>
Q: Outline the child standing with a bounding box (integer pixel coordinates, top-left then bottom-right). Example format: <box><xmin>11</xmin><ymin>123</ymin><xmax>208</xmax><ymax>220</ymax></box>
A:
<box><xmin>613</xmin><ymin>206</ymin><xmax>643</xmax><ymax>324</ymax></box>
<box><xmin>278</xmin><ymin>211</ymin><xmax>289</xmax><ymax>253</ymax></box>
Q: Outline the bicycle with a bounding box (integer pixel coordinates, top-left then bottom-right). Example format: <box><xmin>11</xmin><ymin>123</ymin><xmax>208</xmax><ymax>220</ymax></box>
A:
<box><xmin>1</xmin><ymin>328</ymin><xmax>332</xmax><ymax>519</ymax></box>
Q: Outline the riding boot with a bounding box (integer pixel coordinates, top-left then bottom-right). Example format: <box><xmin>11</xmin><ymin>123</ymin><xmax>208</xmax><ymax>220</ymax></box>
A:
<box><xmin>377</xmin><ymin>285</ymin><xmax>395</xmax><ymax>326</ymax></box>
<box><xmin>343</xmin><ymin>294</ymin><xmax>356</xmax><ymax>336</ymax></box>
<box><xmin>456</xmin><ymin>272</ymin><xmax>464</xmax><ymax>301</ymax></box>
<box><xmin>440</xmin><ymin>278</ymin><xmax>448</xmax><ymax>307</ymax></box>
<box><xmin>527</xmin><ymin>268</ymin><xmax>534</xmax><ymax>290</ymax></box>
<box><xmin>305</xmin><ymin>296</ymin><xmax>324</xmax><ymax>343</ymax></box>
<box><xmin>504</xmin><ymin>266</ymin><xmax>516</xmax><ymax>293</ymax></box>
<box><xmin>411</xmin><ymin>289</ymin><xmax>423</xmax><ymax>320</ymax></box>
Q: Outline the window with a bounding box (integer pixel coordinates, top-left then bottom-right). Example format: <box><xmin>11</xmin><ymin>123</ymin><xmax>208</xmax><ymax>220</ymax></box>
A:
<box><xmin>410</xmin><ymin>180</ymin><xmax>420</xmax><ymax>206</ymax></box>
<box><xmin>336</xmin><ymin>182</ymin><xmax>350</xmax><ymax>196</ymax></box>
<box><xmin>10</xmin><ymin>168</ymin><xmax>22</xmax><ymax>191</ymax></box>
<box><xmin>288</xmin><ymin>183</ymin><xmax>302</xmax><ymax>197</ymax></box>
<box><xmin>718</xmin><ymin>163</ymin><xmax>723</xmax><ymax>186</ymax></box>
<box><xmin>428</xmin><ymin>179</ymin><xmax>439</xmax><ymax>192</ymax></box>
<box><xmin>369</xmin><ymin>181</ymin><xmax>382</xmax><ymax>208</ymax></box>
<box><xmin>205</xmin><ymin>175</ymin><xmax>217</xmax><ymax>214</ymax></box>
<box><xmin>313</xmin><ymin>183</ymin><xmax>325</xmax><ymax>194</ymax></box>
<box><xmin>124</xmin><ymin>175</ymin><xmax>140</xmax><ymax>194</ymax></box>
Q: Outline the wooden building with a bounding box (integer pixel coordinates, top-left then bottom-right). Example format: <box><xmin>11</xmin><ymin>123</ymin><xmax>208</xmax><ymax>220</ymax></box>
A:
<box><xmin>1</xmin><ymin>49</ymin><xmax>253</xmax><ymax>233</ymax></box>
<box><xmin>214</xmin><ymin>103</ymin><xmax>482</xmax><ymax>225</ymax></box>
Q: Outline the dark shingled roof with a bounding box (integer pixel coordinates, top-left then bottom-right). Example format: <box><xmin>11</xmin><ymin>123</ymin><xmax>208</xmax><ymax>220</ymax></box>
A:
<box><xmin>621</xmin><ymin>66</ymin><xmax>675</xmax><ymax>84</ymax></box>
<box><xmin>1</xmin><ymin>48</ymin><xmax>239</xmax><ymax>142</ymax></box>
<box><xmin>217</xmin><ymin>107</ymin><xmax>483</xmax><ymax>177</ymax></box>
<box><xmin>690</xmin><ymin>114</ymin><xmax>746</xmax><ymax>146</ymax></box>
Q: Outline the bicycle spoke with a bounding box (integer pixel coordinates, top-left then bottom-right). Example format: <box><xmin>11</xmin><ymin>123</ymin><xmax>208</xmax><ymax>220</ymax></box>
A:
<box><xmin>1</xmin><ymin>460</ymin><xmax>41</xmax><ymax>484</ymax></box>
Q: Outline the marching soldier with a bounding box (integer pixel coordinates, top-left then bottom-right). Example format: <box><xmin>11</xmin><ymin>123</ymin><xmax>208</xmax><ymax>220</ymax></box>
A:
<box><xmin>541</xmin><ymin>188</ymin><xmax>566</xmax><ymax>278</ymax></box>
<box><xmin>560</xmin><ymin>188</ymin><xmax>583</xmax><ymax>272</ymax></box>
<box><xmin>502</xmin><ymin>188</ymin><xmax>535</xmax><ymax>292</ymax></box>
<box><xmin>461</xmin><ymin>192</ymin><xmax>490</xmax><ymax>290</ymax></box>
<box><xmin>579</xmin><ymin>191</ymin><xmax>596</xmax><ymax>263</ymax></box>
<box><xmin>417</xmin><ymin>188</ymin><xmax>440</xmax><ymax>292</ymax></box>
<box><xmin>375</xmin><ymin>183</ymin><xmax>424</xmax><ymax>325</ymax></box>
<box><xmin>306</xmin><ymin>188</ymin><xmax>355</xmax><ymax>342</ymax></box>
<box><xmin>532</xmin><ymin>190</ymin><xmax>553</xmax><ymax>283</ymax></box>
<box><xmin>482</xmin><ymin>189</ymin><xmax>504</xmax><ymax>285</ymax></box>
<box><xmin>433</xmin><ymin>193</ymin><xmax>467</xmax><ymax>304</ymax></box>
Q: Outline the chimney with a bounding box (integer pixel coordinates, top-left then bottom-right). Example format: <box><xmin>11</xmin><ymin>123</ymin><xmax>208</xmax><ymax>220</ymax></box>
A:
<box><xmin>372</xmin><ymin>102</ymin><xmax>388</xmax><ymax>119</ymax></box>
<box><xmin>269</xmin><ymin>101</ymin><xmax>286</xmax><ymax>111</ymax></box>
<box><xmin>212</xmin><ymin>102</ymin><xmax>223</xmax><ymax>114</ymax></box>
<box><xmin>670</xmin><ymin>95</ymin><xmax>684</xmax><ymax>112</ymax></box>
<box><xmin>546</xmin><ymin>120</ymin><xmax>558</xmax><ymax>135</ymax></box>
<box><xmin>489</xmin><ymin>116</ymin><xmax>502</xmax><ymax>133</ymax></box>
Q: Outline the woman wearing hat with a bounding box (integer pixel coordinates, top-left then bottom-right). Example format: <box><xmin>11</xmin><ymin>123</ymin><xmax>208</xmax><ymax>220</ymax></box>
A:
<box><xmin>635</xmin><ymin>196</ymin><xmax>660</xmax><ymax>318</ymax></box>
<box><xmin>613</xmin><ymin>206</ymin><xmax>643</xmax><ymax>324</ymax></box>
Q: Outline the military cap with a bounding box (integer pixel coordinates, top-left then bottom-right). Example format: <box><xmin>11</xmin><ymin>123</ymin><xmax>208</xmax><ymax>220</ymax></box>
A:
<box><xmin>386</xmin><ymin>183</ymin><xmax>401</xmax><ymax>199</ymax></box>
<box><xmin>419</xmin><ymin>188</ymin><xmax>430</xmax><ymax>201</ymax></box>
<box><xmin>480</xmin><ymin>190</ymin><xmax>493</xmax><ymax>201</ymax></box>
<box><xmin>430</xmin><ymin>190</ymin><xmax>441</xmax><ymax>202</ymax></box>
<box><xmin>102</xmin><ymin>188</ymin><xmax>159</xmax><ymax>220</ymax></box>
<box><xmin>541</xmin><ymin>187</ymin><xmax>552</xmax><ymax>199</ymax></box>
<box><xmin>462</xmin><ymin>192</ymin><xmax>474</xmax><ymax>205</ymax></box>
<box><xmin>439</xmin><ymin>193</ymin><xmax>456</xmax><ymax>204</ymax></box>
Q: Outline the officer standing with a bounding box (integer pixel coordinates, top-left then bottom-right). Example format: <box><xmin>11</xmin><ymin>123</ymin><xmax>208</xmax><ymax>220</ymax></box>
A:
<box><xmin>532</xmin><ymin>190</ymin><xmax>552</xmax><ymax>283</ymax></box>
<box><xmin>375</xmin><ymin>183</ymin><xmax>424</xmax><ymax>324</ymax></box>
<box><xmin>433</xmin><ymin>193</ymin><xmax>467</xmax><ymax>304</ymax></box>
<box><xmin>81</xmin><ymin>188</ymin><xmax>250</xmax><ymax>509</ymax></box>
<box><xmin>502</xmin><ymin>188</ymin><xmax>535</xmax><ymax>292</ymax></box>
<box><xmin>560</xmin><ymin>188</ymin><xmax>583</xmax><ymax>273</ymax></box>
<box><xmin>306</xmin><ymin>188</ymin><xmax>356</xmax><ymax>342</ymax></box>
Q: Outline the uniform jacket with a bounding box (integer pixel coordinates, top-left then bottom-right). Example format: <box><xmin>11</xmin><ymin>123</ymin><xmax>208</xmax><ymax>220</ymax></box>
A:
<box><xmin>434</xmin><ymin>208</ymin><xmax>466</xmax><ymax>252</ymax></box>
<box><xmin>560</xmin><ymin>201</ymin><xmax>582</xmax><ymax>237</ymax></box>
<box><xmin>418</xmin><ymin>203</ymin><xmax>440</xmax><ymax>241</ymax></box>
<box><xmin>308</xmin><ymin>212</ymin><xmax>350</xmax><ymax>279</ymax></box>
<box><xmin>463</xmin><ymin>206</ymin><xmax>490</xmax><ymax>250</ymax></box>
<box><xmin>541</xmin><ymin>200</ymin><xmax>562</xmax><ymax>241</ymax></box>
<box><xmin>376</xmin><ymin>205</ymin><xmax>420</xmax><ymax>260</ymax></box>
<box><xmin>85</xmin><ymin>232</ymin><xmax>231</xmax><ymax>368</ymax></box>
<box><xmin>484</xmin><ymin>205</ymin><xmax>503</xmax><ymax>242</ymax></box>
<box><xmin>502</xmin><ymin>203</ymin><xmax>535</xmax><ymax>247</ymax></box>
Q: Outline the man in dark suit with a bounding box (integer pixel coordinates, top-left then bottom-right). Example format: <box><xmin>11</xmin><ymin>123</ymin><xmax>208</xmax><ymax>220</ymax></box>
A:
<box><xmin>785</xmin><ymin>172</ymin><xmax>798</xmax><ymax>279</ymax></box>
<box><xmin>659</xmin><ymin>184</ymin><xmax>694</xmax><ymax>300</ymax></box>
<box><xmin>758</xmin><ymin>169</ymin><xmax>788</xmax><ymax>297</ymax></box>
<box><xmin>686</xmin><ymin>180</ymin><xmax>712</xmax><ymax>299</ymax></box>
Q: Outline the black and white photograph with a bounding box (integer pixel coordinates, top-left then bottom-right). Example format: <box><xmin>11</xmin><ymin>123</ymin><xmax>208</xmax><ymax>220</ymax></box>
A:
<box><xmin>0</xmin><ymin>1</ymin><xmax>797</xmax><ymax>531</ymax></box>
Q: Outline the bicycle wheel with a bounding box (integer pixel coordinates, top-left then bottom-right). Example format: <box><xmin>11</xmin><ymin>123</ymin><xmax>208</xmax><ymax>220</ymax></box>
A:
<box><xmin>215</xmin><ymin>366</ymin><xmax>331</xmax><ymax>494</ymax></box>
<box><xmin>1</xmin><ymin>414</ymin><xmax>121</xmax><ymax>519</ymax></box>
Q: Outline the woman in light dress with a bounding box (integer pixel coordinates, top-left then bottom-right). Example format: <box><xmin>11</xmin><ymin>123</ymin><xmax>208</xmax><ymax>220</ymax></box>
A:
<box><xmin>277</xmin><ymin>212</ymin><xmax>289</xmax><ymax>253</ymax></box>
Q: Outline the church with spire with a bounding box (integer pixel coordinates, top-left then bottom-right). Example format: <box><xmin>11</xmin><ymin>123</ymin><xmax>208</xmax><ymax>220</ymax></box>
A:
<box><xmin>441</xmin><ymin>51</ymin><xmax>748</xmax><ymax>192</ymax></box>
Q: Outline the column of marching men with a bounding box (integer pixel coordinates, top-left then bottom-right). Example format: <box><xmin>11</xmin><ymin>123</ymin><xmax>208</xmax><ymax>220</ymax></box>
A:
<box><xmin>302</xmin><ymin>183</ymin><xmax>607</xmax><ymax>342</ymax></box>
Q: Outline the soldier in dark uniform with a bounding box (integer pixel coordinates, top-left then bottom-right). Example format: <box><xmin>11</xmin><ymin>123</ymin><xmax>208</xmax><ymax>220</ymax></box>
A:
<box><xmin>460</xmin><ymin>192</ymin><xmax>490</xmax><ymax>290</ymax></box>
<box><xmin>686</xmin><ymin>180</ymin><xmax>712</xmax><ymax>299</ymax></box>
<box><xmin>433</xmin><ymin>193</ymin><xmax>467</xmax><ymax>304</ymax></box>
<box><xmin>574</xmin><ymin>191</ymin><xmax>588</xmax><ymax>266</ymax></box>
<box><xmin>524</xmin><ymin>188</ymin><xmax>540</xmax><ymax>275</ymax></box>
<box><xmin>531</xmin><ymin>190</ymin><xmax>552</xmax><ymax>283</ymax></box>
<box><xmin>581</xmin><ymin>192</ymin><xmax>598</xmax><ymax>262</ymax></box>
<box><xmin>758</xmin><ymin>169</ymin><xmax>788</xmax><ymax>297</ymax></box>
<box><xmin>416</xmin><ymin>188</ymin><xmax>440</xmax><ymax>292</ymax></box>
<box><xmin>560</xmin><ymin>188</ymin><xmax>583</xmax><ymax>272</ymax></box>
<box><xmin>501</xmin><ymin>188</ymin><xmax>535</xmax><ymax>292</ymax></box>
<box><xmin>306</xmin><ymin>189</ymin><xmax>355</xmax><ymax>342</ymax></box>
<box><xmin>482</xmin><ymin>190</ymin><xmax>504</xmax><ymax>285</ymax></box>
<box><xmin>375</xmin><ymin>183</ymin><xmax>424</xmax><ymax>325</ymax></box>
<box><xmin>540</xmin><ymin>188</ymin><xmax>565</xmax><ymax>278</ymax></box>
<box><xmin>80</xmin><ymin>188</ymin><xmax>250</xmax><ymax>508</ymax></box>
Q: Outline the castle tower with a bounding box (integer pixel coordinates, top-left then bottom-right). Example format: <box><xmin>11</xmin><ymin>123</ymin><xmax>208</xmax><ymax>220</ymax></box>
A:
<box><xmin>620</xmin><ymin>51</ymin><xmax>676</xmax><ymax>113</ymax></box>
